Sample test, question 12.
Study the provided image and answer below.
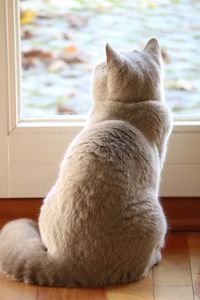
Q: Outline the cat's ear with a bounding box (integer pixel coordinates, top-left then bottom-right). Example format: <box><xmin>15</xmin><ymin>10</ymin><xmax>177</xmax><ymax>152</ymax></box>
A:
<box><xmin>105</xmin><ymin>43</ymin><xmax>120</xmax><ymax>65</ymax></box>
<box><xmin>143</xmin><ymin>38</ymin><xmax>161</xmax><ymax>56</ymax></box>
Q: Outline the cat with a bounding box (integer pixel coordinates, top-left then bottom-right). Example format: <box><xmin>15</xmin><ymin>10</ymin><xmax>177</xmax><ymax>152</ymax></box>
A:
<box><xmin>0</xmin><ymin>38</ymin><xmax>172</xmax><ymax>287</ymax></box>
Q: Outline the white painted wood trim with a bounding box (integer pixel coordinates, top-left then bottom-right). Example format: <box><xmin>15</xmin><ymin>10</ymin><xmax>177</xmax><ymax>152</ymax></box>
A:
<box><xmin>0</xmin><ymin>0</ymin><xmax>9</xmax><ymax>197</ymax></box>
<box><xmin>6</xmin><ymin>0</ymin><xmax>21</xmax><ymax>132</ymax></box>
<box><xmin>7</xmin><ymin>128</ymin><xmax>200</xmax><ymax>197</ymax></box>
<box><xmin>8</xmin><ymin>164</ymin><xmax>200</xmax><ymax>198</ymax></box>
<box><xmin>8</xmin><ymin>120</ymin><xmax>200</xmax><ymax>135</ymax></box>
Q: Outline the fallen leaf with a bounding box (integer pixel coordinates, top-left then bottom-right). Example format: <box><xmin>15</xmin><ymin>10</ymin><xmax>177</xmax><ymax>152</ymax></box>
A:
<box><xmin>63</xmin><ymin>33</ymin><xmax>73</xmax><ymax>40</ymax></box>
<box><xmin>48</xmin><ymin>60</ymin><xmax>67</xmax><ymax>72</ymax></box>
<box><xmin>22</xmin><ymin>57</ymin><xmax>35</xmax><ymax>70</ymax></box>
<box><xmin>166</xmin><ymin>79</ymin><xmax>196</xmax><ymax>91</ymax></box>
<box><xmin>161</xmin><ymin>49</ymin><xmax>170</xmax><ymax>64</ymax></box>
<box><xmin>20</xmin><ymin>10</ymin><xmax>35</xmax><ymax>25</ymax></box>
<box><xmin>96</xmin><ymin>3</ymin><xmax>112</xmax><ymax>13</ymax></box>
<box><xmin>60</xmin><ymin>52</ymin><xmax>85</xmax><ymax>64</ymax></box>
<box><xmin>37</xmin><ymin>14</ymin><xmax>54</xmax><ymax>20</ymax></box>
<box><xmin>21</xmin><ymin>30</ymin><xmax>34</xmax><ymax>40</ymax></box>
<box><xmin>64</xmin><ymin>44</ymin><xmax>78</xmax><ymax>53</ymax></box>
<box><xmin>147</xmin><ymin>2</ymin><xmax>157</xmax><ymax>9</ymax></box>
<box><xmin>177</xmin><ymin>79</ymin><xmax>196</xmax><ymax>91</ymax></box>
<box><xmin>23</xmin><ymin>49</ymin><xmax>53</xmax><ymax>60</ymax></box>
<box><xmin>56</xmin><ymin>103</ymin><xmax>77</xmax><ymax>115</ymax></box>
<box><xmin>66</xmin><ymin>14</ymin><xmax>88</xmax><ymax>28</ymax></box>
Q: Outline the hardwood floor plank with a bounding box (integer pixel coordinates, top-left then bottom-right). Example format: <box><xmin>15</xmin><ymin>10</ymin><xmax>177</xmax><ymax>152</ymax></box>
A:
<box><xmin>153</xmin><ymin>232</ymin><xmax>194</xmax><ymax>300</ymax></box>
<box><xmin>0</xmin><ymin>274</ymin><xmax>36</xmax><ymax>300</ymax></box>
<box><xmin>106</xmin><ymin>271</ymin><xmax>154</xmax><ymax>300</ymax></box>
<box><xmin>153</xmin><ymin>285</ymin><xmax>194</xmax><ymax>300</ymax></box>
<box><xmin>188</xmin><ymin>232</ymin><xmax>200</xmax><ymax>300</ymax></box>
<box><xmin>37</xmin><ymin>286</ymin><xmax>107</xmax><ymax>300</ymax></box>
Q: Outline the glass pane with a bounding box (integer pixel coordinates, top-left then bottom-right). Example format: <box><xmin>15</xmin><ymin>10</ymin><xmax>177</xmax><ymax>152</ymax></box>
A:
<box><xmin>20</xmin><ymin>0</ymin><xmax>200</xmax><ymax>118</ymax></box>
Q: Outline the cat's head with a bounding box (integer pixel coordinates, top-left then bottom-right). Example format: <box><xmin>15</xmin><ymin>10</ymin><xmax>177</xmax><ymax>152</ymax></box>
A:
<box><xmin>92</xmin><ymin>38</ymin><xmax>164</xmax><ymax>103</ymax></box>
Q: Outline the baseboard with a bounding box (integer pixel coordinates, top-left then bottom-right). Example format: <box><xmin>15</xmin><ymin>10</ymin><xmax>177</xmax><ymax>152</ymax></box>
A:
<box><xmin>0</xmin><ymin>198</ymin><xmax>200</xmax><ymax>230</ymax></box>
<box><xmin>0</xmin><ymin>198</ymin><xmax>41</xmax><ymax>228</ymax></box>
<box><xmin>161</xmin><ymin>197</ymin><xmax>200</xmax><ymax>231</ymax></box>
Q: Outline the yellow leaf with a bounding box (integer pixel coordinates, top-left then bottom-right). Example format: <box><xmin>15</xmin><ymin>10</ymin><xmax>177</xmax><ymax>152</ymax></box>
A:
<box><xmin>64</xmin><ymin>44</ymin><xmax>78</xmax><ymax>53</ymax></box>
<box><xmin>96</xmin><ymin>3</ymin><xmax>109</xmax><ymax>13</ymax></box>
<box><xmin>20</xmin><ymin>10</ymin><xmax>35</xmax><ymax>26</ymax></box>
<box><xmin>147</xmin><ymin>2</ymin><xmax>157</xmax><ymax>9</ymax></box>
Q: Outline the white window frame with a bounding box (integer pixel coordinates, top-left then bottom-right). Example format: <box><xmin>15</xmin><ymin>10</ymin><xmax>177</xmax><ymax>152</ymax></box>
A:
<box><xmin>1</xmin><ymin>0</ymin><xmax>200</xmax><ymax>198</ymax></box>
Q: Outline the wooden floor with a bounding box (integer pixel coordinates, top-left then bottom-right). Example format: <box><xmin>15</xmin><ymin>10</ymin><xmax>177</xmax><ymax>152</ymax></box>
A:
<box><xmin>0</xmin><ymin>232</ymin><xmax>200</xmax><ymax>300</ymax></box>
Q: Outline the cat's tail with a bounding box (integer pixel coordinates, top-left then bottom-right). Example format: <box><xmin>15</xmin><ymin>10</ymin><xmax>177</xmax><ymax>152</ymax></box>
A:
<box><xmin>0</xmin><ymin>219</ymin><xmax>74</xmax><ymax>286</ymax></box>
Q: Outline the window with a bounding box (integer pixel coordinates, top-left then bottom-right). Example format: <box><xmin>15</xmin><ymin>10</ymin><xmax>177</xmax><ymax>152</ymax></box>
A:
<box><xmin>0</xmin><ymin>0</ymin><xmax>200</xmax><ymax>198</ymax></box>
<box><xmin>20</xmin><ymin>0</ymin><xmax>200</xmax><ymax>118</ymax></box>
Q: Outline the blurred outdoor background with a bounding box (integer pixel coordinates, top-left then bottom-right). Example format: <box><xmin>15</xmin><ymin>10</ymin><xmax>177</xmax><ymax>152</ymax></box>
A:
<box><xmin>20</xmin><ymin>0</ymin><xmax>200</xmax><ymax>118</ymax></box>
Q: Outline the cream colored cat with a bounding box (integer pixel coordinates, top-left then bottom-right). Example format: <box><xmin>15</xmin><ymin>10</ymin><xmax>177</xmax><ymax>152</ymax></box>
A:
<box><xmin>0</xmin><ymin>38</ymin><xmax>172</xmax><ymax>287</ymax></box>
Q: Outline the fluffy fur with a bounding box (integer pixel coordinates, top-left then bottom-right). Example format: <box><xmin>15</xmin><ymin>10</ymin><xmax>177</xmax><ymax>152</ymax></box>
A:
<box><xmin>0</xmin><ymin>38</ymin><xmax>172</xmax><ymax>287</ymax></box>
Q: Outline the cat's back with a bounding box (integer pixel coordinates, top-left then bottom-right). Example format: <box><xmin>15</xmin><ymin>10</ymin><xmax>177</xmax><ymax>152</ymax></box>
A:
<box><xmin>62</xmin><ymin>120</ymin><xmax>157</xmax><ymax>187</ymax></box>
<box><xmin>57</xmin><ymin>119</ymin><xmax>159</xmax><ymax>218</ymax></box>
